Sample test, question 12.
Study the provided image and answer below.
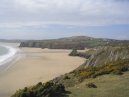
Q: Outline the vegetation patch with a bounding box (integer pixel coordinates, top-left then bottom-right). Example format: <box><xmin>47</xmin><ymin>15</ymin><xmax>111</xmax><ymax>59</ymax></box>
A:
<box><xmin>86</xmin><ymin>83</ymin><xmax>97</xmax><ymax>88</ymax></box>
<box><xmin>11</xmin><ymin>82</ymin><xmax>70</xmax><ymax>97</ymax></box>
<box><xmin>74</xmin><ymin>59</ymin><xmax>129</xmax><ymax>82</ymax></box>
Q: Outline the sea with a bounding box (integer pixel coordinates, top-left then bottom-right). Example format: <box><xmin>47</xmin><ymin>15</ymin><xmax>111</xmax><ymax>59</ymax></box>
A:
<box><xmin>0</xmin><ymin>44</ymin><xmax>18</xmax><ymax>71</ymax></box>
<box><xmin>0</xmin><ymin>46</ymin><xmax>9</xmax><ymax>56</ymax></box>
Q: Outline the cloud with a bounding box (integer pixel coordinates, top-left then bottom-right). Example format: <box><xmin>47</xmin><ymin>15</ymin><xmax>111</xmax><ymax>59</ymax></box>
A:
<box><xmin>0</xmin><ymin>0</ymin><xmax>128</xmax><ymax>27</ymax></box>
<box><xmin>0</xmin><ymin>0</ymin><xmax>129</xmax><ymax>40</ymax></box>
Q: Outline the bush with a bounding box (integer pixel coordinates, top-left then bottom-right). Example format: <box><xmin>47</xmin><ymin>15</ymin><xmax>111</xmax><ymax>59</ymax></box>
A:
<box><xmin>74</xmin><ymin>59</ymin><xmax>129</xmax><ymax>82</ymax></box>
<box><xmin>112</xmin><ymin>70</ymin><xmax>123</xmax><ymax>75</ymax></box>
<box><xmin>120</xmin><ymin>66</ymin><xmax>128</xmax><ymax>72</ymax></box>
<box><xmin>11</xmin><ymin>82</ymin><xmax>68</xmax><ymax>97</ymax></box>
<box><xmin>63</xmin><ymin>76</ymin><xmax>70</xmax><ymax>80</ymax></box>
<box><xmin>86</xmin><ymin>83</ymin><xmax>97</xmax><ymax>88</ymax></box>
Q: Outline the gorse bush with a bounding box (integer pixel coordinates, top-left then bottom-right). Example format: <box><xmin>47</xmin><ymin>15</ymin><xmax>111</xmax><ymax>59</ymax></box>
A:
<box><xmin>74</xmin><ymin>59</ymin><xmax>129</xmax><ymax>82</ymax></box>
<box><xmin>11</xmin><ymin>82</ymin><xmax>68</xmax><ymax>97</ymax></box>
<box><xmin>86</xmin><ymin>83</ymin><xmax>97</xmax><ymax>88</ymax></box>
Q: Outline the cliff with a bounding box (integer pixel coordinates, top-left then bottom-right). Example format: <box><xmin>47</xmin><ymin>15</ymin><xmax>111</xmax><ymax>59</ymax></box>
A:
<box><xmin>81</xmin><ymin>46</ymin><xmax>129</xmax><ymax>68</ymax></box>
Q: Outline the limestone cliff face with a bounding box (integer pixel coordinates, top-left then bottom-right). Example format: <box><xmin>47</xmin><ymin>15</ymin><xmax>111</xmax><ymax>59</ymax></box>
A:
<box><xmin>81</xmin><ymin>46</ymin><xmax>129</xmax><ymax>68</ymax></box>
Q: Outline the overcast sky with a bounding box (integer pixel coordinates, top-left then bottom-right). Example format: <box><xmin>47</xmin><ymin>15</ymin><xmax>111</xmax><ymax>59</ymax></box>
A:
<box><xmin>0</xmin><ymin>0</ymin><xmax>129</xmax><ymax>40</ymax></box>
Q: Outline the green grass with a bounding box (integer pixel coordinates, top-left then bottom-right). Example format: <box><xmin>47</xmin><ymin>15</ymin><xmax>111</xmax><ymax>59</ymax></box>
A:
<box><xmin>68</xmin><ymin>71</ymin><xmax>129</xmax><ymax>97</ymax></box>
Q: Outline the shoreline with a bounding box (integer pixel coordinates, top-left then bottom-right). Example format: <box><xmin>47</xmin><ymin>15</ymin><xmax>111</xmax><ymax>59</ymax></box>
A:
<box><xmin>0</xmin><ymin>45</ymin><xmax>24</xmax><ymax>73</ymax></box>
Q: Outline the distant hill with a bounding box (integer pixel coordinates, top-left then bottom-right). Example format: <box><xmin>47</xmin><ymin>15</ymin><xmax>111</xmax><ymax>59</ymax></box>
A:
<box><xmin>0</xmin><ymin>39</ymin><xmax>26</xmax><ymax>43</ymax></box>
<box><xmin>19</xmin><ymin>36</ymin><xmax>129</xmax><ymax>49</ymax></box>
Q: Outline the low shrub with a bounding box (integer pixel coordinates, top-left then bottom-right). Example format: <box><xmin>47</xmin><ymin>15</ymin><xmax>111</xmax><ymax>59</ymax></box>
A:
<box><xmin>86</xmin><ymin>83</ymin><xmax>97</xmax><ymax>88</ymax></box>
<box><xmin>63</xmin><ymin>76</ymin><xmax>70</xmax><ymax>80</ymax></box>
<box><xmin>74</xmin><ymin>59</ymin><xmax>129</xmax><ymax>82</ymax></box>
<box><xmin>11</xmin><ymin>82</ymin><xmax>68</xmax><ymax>97</ymax></box>
<box><xmin>112</xmin><ymin>70</ymin><xmax>123</xmax><ymax>75</ymax></box>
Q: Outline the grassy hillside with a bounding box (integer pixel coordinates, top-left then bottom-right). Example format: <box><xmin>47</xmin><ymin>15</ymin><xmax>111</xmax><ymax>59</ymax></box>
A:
<box><xmin>51</xmin><ymin>58</ymin><xmax>129</xmax><ymax>88</ymax></box>
<box><xmin>51</xmin><ymin>46</ymin><xmax>129</xmax><ymax>87</ymax></box>
<box><xmin>11</xmin><ymin>82</ymin><xmax>69</xmax><ymax>97</ymax></box>
<box><xmin>68</xmin><ymin>71</ymin><xmax>129</xmax><ymax>97</ymax></box>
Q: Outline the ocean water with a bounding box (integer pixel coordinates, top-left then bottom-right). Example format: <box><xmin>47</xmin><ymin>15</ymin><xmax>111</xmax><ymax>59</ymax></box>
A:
<box><xmin>0</xmin><ymin>45</ymin><xmax>17</xmax><ymax>67</ymax></box>
<box><xmin>0</xmin><ymin>46</ymin><xmax>9</xmax><ymax>56</ymax></box>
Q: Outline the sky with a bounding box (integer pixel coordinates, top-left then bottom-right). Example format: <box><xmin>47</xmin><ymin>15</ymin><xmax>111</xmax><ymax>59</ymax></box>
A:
<box><xmin>0</xmin><ymin>0</ymin><xmax>129</xmax><ymax>40</ymax></box>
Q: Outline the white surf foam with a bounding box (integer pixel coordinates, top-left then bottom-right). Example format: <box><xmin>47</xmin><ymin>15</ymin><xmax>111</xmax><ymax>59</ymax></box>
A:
<box><xmin>0</xmin><ymin>45</ymin><xmax>17</xmax><ymax>66</ymax></box>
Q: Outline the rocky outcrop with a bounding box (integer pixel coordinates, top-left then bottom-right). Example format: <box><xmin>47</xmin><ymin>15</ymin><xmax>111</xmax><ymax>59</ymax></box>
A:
<box><xmin>69</xmin><ymin>49</ymin><xmax>91</xmax><ymax>58</ymax></box>
<box><xmin>82</xmin><ymin>46</ymin><xmax>129</xmax><ymax>68</ymax></box>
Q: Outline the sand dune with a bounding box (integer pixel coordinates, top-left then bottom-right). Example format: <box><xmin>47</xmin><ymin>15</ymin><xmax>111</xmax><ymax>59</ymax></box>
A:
<box><xmin>0</xmin><ymin>48</ymin><xmax>85</xmax><ymax>97</ymax></box>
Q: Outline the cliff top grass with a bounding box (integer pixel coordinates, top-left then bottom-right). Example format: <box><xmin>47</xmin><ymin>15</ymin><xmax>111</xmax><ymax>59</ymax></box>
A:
<box><xmin>68</xmin><ymin>71</ymin><xmax>129</xmax><ymax>97</ymax></box>
<box><xmin>74</xmin><ymin>59</ymin><xmax>129</xmax><ymax>82</ymax></box>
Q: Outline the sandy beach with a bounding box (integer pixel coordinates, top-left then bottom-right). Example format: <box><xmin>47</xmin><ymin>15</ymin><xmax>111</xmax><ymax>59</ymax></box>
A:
<box><xmin>0</xmin><ymin>48</ymin><xmax>85</xmax><ymax>97</ymax></box>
